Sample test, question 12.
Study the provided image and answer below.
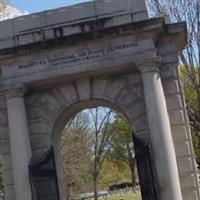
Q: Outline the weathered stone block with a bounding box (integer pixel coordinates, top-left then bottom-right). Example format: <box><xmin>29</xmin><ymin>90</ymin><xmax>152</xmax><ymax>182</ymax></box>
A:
<box><xmin>159</xmin><ymin>44</ymin><xmax>176</xmax><ymax>54</ymax></box>
<box><xmin>160</xmin><ymin>65</ymin><xmax>179</xmax><ymax>79</ymax></box>
<box><xmin>128</xmin><ymin>0</ymin><xmax>148</xmax><ymax>14</ymax></box>
<box><xmin>45</xmin><ymin>4</ymin><xmax>95</xmax><ymax>26</ymax></box>
<box><xmin>4</xmin><ymin>185</ymin><xmax>16</xmax><ymax>200</ymax></box>
<box><xmin>27</xmin><ymin>104</ymin><xmax>59</xmax><ymax>123</ymax></box>
<box><xmin>31</xmin><ymin>135</ymin><xmax>50</xmax><ymax>150</ymax></box>
<box><xmin>92</xmin><ymin>78</ymin><xmax>107</xmax><ymax>99</ymax></box>
<box><xmin>168</xmin><ymin>109</ymin><xmax>185</xmax><ymax>125</ymax></box>
<box><xmin>3</xmin><ymin>170</ymin><xmax>14</xmax><ymax>186</ymax></box>
<box><xmin>2</xmin><ymin>155</ymin><xmax>12</xmax><ymax>171</ymax></box>
<box><xmin>0</xmin><ymin>20</ymin><xmax>14</xmax><ymax>39</ymax></box>
<box><xmin>0</xmin><ymin>38</ymin><xmax>14</xmax><ymax>49</ymax></box>
<box><xmin>76</xmin><ymin>78</ymin><xmax>90</xmax><ymax>101</ymax></box>
<box><xmin>0</xmin><ymin>109</ymin><xmax>7</xmax><ymax>125</ymax></box>
<box><xmin>63</xmin><ymin>26</ymin><xmax>81</xmax><ymax>36</ymax></box>
<box><xmin>96</xmin><ymin>0</ymin><xmax>127</xmax><ymax>16</ymax></box>
<box><xmin>18</xmin><ymin>34</ymin><xmax>34</xmax><ymax>46</ymax></box>
<box><xmin>132</xmin><ymin>12</ymin><xmax>148</xmax><ymax>22</ymax></box>
<box><xmin>14</xmin><ymin>13</ymin><xmax>46</xmax><ymax>33</ymax></box>
<box><xmin>133</xmin><ymin>129</ymin><xmax>150</xmax><ymax>141</ymax></box>
<box><xmin>104</xmin><ymin>77</ymin><xmax>126</xmax><ymax>102</ymax></box>
<box><xmin>127</xmin><ymin>73</ymin><xmax>142</xmax><ymax>85</ymax></box>
<box><xmin>29</xmin><ymin>119</ymin><xmax>51</xmax><ymax>135</ymax></box>
<box><xmin>33</xmin><ymin>32</ymin><xmax>42</xmax><ymax>42</ymax></box>
<box><xmin>0</xmin><ymin>125</ymin><xmax>9</xmax><ymax>140</ymax></box>
<box><xmin>175</xmin><ymin>141</ymin><xmax>191</xmax><ymax>157</ymax></box>
<box><xmin>59</xmin><ymin>84</ymin><xmax>78</xmax><ymax>105</ymax></box>
<box><xmin>180</xmin><ymin>174</ymin><xmax>197</xmax><ymax>190</ymax></box>
<box><xmin>104</xmin><ymin>15</ymin><xmax>132</xmax><ymax>28</ymax></box>
<box><xmin>0</xmin><ymin>96</ymin><xmax>6</xmax><ymax>109</ymax></box>
<box><xmin>132</xmin><ymin>114</ymin><xmax>149</xmax><ymax>132</ymax></box>
<box><xmin>166</xmin><ymin>95</ymin><xmax>182</xmax><ymax>110</ymax></box>
<box><xmin>45</xmin><ymin>29</ymin><xmax>54</xmax><ymax>39</ymax></box>
<box><xmin>162</xmin><ymin>79</ymin><xmax>180</xmax><ymax>95</ymax></box>
<box><xmin>160</xmin><ymin>53</ymin><xmax>178</xmax><ymax>64</ymax></box>
<box><xmin>42</xmin><ymin>92</ymin><xmax>64</xmax><ymax>112</ymax></box>
<box><xmin>177</xmin><ymin>157</ymin><xmax>193</xmax><ymax>173</ymax></box>
<box><xmin>182</xmin><ymin>190</ymin><xmax>199</xmax><ymax>200</ymax></box>
<box><xmin>49</xmin><ymin>88</ymin><xmax>68</xmax><ymax>107</ymax></box>
<box><xmin>124</xmin><ymin>101</ymin><xmax>146</xmax><ymax>121</ymax></box>
<box><xmin>171</xmin><ymin>125</ymin><xmax>189</xmax><ymax>142</ymax></box>
<box><xmin>116</xmin><ymin>84</ymin><xmax>143</xmax><ymax>108</ymax></box>
<box><xmin>1</xmin><ymin>139</ymin><xmax>11</xmax><ymax>155</ymax></box>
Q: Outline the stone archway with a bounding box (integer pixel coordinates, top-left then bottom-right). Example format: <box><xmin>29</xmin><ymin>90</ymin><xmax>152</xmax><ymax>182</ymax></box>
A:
<box><xmin>47</xmin><ymin>74</ymin><xmax>148</xmax><ymax>199</ymax></box>
<box><xmin>0</xmin><ymin>0</ymin><xmax>199</xmax><ymax>199</ymax></box>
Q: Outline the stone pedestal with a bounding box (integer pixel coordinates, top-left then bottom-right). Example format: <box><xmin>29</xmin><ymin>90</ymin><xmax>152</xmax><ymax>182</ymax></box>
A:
<box><xmin>6</xmin><ymin>87</ymin><xmax>32</xmax><ymax>200</ymax></box>
<box><xmin>139</xmin><ymin>63</ymin><xmax>183</xmax><ymax>200</ymax></box>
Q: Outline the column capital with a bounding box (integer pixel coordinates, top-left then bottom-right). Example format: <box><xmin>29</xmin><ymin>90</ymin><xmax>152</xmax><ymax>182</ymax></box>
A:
<box><xmin>4</xmin><ymin>86</ymin><xmax>26</xmax><ymax>99</ymax></box>
<box><xmin>136</xmin><ymin>57</ymin><xmax>161</xmax><ymax>74</ymax></box>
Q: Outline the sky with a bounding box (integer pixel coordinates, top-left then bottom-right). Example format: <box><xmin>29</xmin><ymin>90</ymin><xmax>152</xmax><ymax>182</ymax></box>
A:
<box><xmin>9</xmin><ymin>0</ymin><xmax>92</xmax><ymax>13</ymax></box>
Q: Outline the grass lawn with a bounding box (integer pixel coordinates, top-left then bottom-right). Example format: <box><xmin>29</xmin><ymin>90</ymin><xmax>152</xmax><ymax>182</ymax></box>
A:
<box><xmin>101</xmin><ymin>193</ymin><xmax>141</xmax><ymax>200</ymax></box>
<box><xmin>87</xmin><ymin>192</ymin><xmax>141</xmax><ymax>200</ymax></box>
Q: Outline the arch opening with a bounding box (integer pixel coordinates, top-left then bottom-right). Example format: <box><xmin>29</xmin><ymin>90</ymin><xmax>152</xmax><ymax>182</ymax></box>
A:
<box><xmin>51</xmin><ymin>100</ymin><xmax>148</xmax><ymax>200</ymax></box>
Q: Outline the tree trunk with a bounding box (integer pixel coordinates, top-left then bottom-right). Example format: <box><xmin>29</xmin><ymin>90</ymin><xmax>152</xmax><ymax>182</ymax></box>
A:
<box><xmin>130</xmin><ymin>163</ymin><xmax>136</xmax><ymax>186</ymax></box>
<box><xmin>93</xmin><ymin>172</ymin><xmax>98</xmax><ymax>200</ymax></box>
<box><xmin>129</xmin><ymin>157</ymin><xmax>136</xmax><ymax>186</ymax></box>
<box><xmin>93</xmin><ymin>156</ymin><xmax>98</xmax><ymax>200</ymax></box>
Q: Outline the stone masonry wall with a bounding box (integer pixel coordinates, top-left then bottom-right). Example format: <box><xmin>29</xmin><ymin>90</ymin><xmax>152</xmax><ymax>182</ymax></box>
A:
<box><xmin>0</xmin><ymin>95</ymin><xmax>15</xmax><ymax>200</ymax></box>
<box><xmin>159</xmin><ymin>43</ymin><xmax>200</xmax><ymax>200</ymax></box>
<box><xmin>0</xmin><ymin>61</ymin><xmax>199</xmax><ymax>200</ymax></box>
<box><xmin>25</xmin><ymin>72</ymin><xmax>150</xmax><ymax>200</ymax></box>
<box><xmin>25</xmin><ymin>72</ymin><xmax>149</xmax><ymax>154</ymax></box>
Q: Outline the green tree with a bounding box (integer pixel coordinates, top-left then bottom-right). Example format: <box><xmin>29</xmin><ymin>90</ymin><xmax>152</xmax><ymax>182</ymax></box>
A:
<box><xmin>61</xmin><ymin>108</ymin><xmax>137</xmax><ymax>199</ymax></box>
<box><xmin>180</xmin><ymin>66</ymin><xmax>200</xmax><ymax>166</ymax></box>
<box><xmin>61</xmin><ymin>108</ymin><xmax>116</xmax><ymax>200</ymax></box>
<box><xmin>99</xmin><ymin>159</ymin><xmax>131</xmax><ymax>189</ymax></box>
<box><xmin>88</xmin><ymin>107</ymin><xmax>114</xmax><ymax>200</ymax></box>
<box><xmin>61</xmin><ymin>111</ymin><xmax>93</xmax><ymax>199</ymax></box>
<box><xmin>108</xmin><ymin>117</ymin><xmax>136</xmax><ymax>185</ymax></box>
<box><xmin>61</xmin><ymin>130</ymin><xmax>93</xmax><ymax>197</ymax></box>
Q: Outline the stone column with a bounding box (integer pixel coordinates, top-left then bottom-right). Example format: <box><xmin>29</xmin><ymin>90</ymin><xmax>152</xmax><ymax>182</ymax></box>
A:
<box><xmin>6</xmin><ymin>87</ymin><xmax>32</xmax><ymax>200</ymax></box>
<box><xmin>138</xmin><ymin>62</ymin><xmax>183</xmax><ymax>200</ymax></box>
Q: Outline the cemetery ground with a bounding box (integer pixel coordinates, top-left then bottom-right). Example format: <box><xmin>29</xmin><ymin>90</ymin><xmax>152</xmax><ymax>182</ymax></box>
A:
<box><xmin>77</xmin><ymin>185</ymin><xmax>141</xmax><ymax>200</ymax></box>
<box><xmin>87</xmin><ymin>190</ymin><xmax>141</xmax><ymax>200</ymax></box>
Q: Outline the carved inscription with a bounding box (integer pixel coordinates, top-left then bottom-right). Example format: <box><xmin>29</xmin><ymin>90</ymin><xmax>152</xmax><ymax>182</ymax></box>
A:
<box><xmin>18</xmin><ymin>42</ymin><xmax>138</xmax><ymax>70</ymax></box>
